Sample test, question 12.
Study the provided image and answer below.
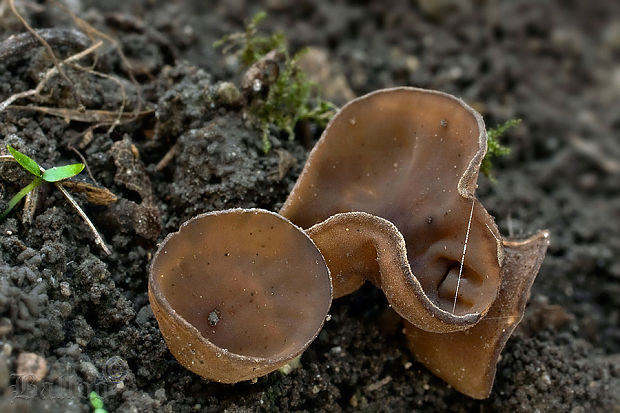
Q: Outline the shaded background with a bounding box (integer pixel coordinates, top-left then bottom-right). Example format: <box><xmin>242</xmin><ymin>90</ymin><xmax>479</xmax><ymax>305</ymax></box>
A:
<box><xmin>0</xmin><ymin>0</ymin><xmax>618</xmax><ymax>411</ymax></box>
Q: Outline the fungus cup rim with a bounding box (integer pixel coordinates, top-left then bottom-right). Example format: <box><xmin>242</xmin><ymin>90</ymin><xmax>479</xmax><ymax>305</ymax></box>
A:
<box><xmin>282</xmin><ymin>86</ymin><xmax>488</xmax><ymax>205</ymax></box>
<box><xmin>281</xmin><ymin>86</ymin><xmax>504</xmax><ymax>265</ymax></box>
<box><xmin>148</xmin><ymin>208</ymin><xmax>333</xmax><ymax>365</ymax></box>
<box><xmin>307</xmin><ymin>211</ymin><xmax>488</xmax><ymax>327</ymax></box>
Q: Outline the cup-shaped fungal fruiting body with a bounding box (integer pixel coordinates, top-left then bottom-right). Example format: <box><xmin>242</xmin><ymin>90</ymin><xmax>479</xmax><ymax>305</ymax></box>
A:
<box><xmin>281</xmin><ymin>87</ymin><xmax>503</xmax><ymax>333</ymax></box>
<box><xmin>148</xmin><ymin>209</ymin><xmax>332</xmax><ymax>383</ymax></box>
<box><xmin>280</xmin><ymin>87</ymin><xmax>548</xmax><ymax>398</ymax></box>
<box><xmin>404</xmin><ymin>231</ymin><xmax>549</xmax><ymax>399</ymax></box>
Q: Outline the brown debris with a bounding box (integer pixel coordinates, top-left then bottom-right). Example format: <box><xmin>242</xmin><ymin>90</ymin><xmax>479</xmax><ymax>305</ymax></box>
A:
<box><xmin>109</xmin><ymin>136</ymin><xmax>160</xmax><ymax>241</ymax></box>
<box><xmin>274</xmin><ymin>149</ymin><xmax>297</xmax><ymax>180</ymax></box>
<box><xmin>155</xmin><ymin>143</ymin><xmax>177</xmax><ymax>172</ymax></box>
<box><xmin>240</xmin><ymin>50</ymin><xmax>285</xmax><ymax>101</ymax></box>
<box><xmin>0</xmin><ymin>318</ymin><xmax>12</xmax><ymax>336</ymax></box>
<box><xmin>148</xmin><ymin>209</ymin><xmax>332</xmax><ymax>383</ymax></box>
<box><xmin>112</xmin><ymin>137</ymin><xmax>153</xmax><ymax>204</ymax></box>
<box><xmin>366</xmin><ymin>375</ymin><xmax>392</xmax><ymax>392</ymax></box>
<box><xmin>61</xmin><ymin>180</ymin><xmax>118</xmax><ymax>206</ymax></box>
<box><xmin>16</xmin><ymin>352</ymin><xmax>48</xmax><ymax>383</ymax></box>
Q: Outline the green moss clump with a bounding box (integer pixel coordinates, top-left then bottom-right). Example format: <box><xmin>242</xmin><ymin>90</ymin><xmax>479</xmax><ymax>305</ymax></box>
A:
<box><xmin>215</xmin><ymin>12</ymin><xmax>337</xmax><ymax>153</ymax></box>
<box><xmin>481</xmin><ymin>118</ymin><xmax>521</xmax><ymax>180</ymax></box>
<box><xmin>213</xmin><ymin>12</ymin><xmax>285</xmax><ymax>67</ymax></box>
<box><xmin>251</xmin><ymin>49</ymin><xmax>336</xmax><ymax>153</ymax></box>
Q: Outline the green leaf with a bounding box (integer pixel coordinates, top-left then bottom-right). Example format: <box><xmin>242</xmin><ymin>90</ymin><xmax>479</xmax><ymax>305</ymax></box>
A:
<box><xmin>89</xmin><ymin>391</ymin><xmax>105</xmax><ymax>409</ymax></box>
<box><xmin>0</xmin><ymin>177</ymin><xmax>43</xmax><ymax>221</ymax></box>
<box><xmin>7</xmin><ymin>145</ymin><xmax>41</xmax><ymax>177</ymax></box>
<box><xmin>42</xmin><ymin>163</ymin><xmax>84</xmax><ymax>182</ymax></box>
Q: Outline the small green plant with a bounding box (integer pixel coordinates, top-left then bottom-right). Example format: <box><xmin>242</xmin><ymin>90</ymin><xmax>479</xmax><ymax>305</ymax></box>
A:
<box><xmin>251</xmin><ymin>50</ymin><xmax>337</xmax><ymax>153</ymax></box>
<box><xmin>213</xmin><ymin>11</ymin><xmax>285</xmax><ymax>67</ymax></box>
<box><xmin>0</xmin><ymin>145</ymin><xmax>84</xmax><ymax>221</ymax></box>
<box><xmin>481</xmin><ymin>118</ymin><xmax>521</xmax><ymax>180</ymax></box>
<box><xmin>89</xmin><ymin>391</ymin><xmax>108</xmax><ymax>413</ymax></box>
<box><xmin>215</xmin><ymin>12</ymin><xmax>337</xmax><ymax>153</ymax></box>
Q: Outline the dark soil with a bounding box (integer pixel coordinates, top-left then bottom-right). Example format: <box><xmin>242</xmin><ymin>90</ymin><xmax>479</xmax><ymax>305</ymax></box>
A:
<box><xmin>0</xmin><ymin>0</ymin><xmax>619</xmax><ymax>412</ymax></box>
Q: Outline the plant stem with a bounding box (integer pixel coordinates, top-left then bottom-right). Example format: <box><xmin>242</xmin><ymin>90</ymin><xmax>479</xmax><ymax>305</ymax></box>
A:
<box><xmin>0</xmin><ymin>177</ymin><xmax>43</xmax><ymax>221</ymax></box>
<box><xmin>1</xmin><ymin>154</ymin><xmax>111</xmax><ymax>255</ymax></box>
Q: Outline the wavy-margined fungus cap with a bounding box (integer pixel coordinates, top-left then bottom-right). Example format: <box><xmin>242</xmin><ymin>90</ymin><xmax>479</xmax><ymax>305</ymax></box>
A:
<box><xmin>148</xmin><ymin>209</ymin><xmax>332</xmax><ymax>383</ymax></box>
<box><xmin>404</xmin><ymin>231</ymin><xmax>550</xmax><ymax>399</ymax></box>
<box><xmin>281</xmin><ymin>87</ymin><xmax>503</xmax><ymax>333</ymax></box>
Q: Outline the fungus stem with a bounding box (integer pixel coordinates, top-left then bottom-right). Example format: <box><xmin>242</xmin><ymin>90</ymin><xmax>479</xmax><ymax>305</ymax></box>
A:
<box><xmin>453</xmin><ymin>199</ymin><xmax>475</xmax><ymax>314</ymax></box>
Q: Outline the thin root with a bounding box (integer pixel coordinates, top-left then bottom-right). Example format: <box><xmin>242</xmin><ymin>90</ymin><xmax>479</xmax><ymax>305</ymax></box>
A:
<box><xmin>155</xmin><ymin>143</ymin><xmax>178</xmax><ymax>171</ymax></box>
<box><xmin>54</xmin><ymin>182</ymin><xmax>111</xmax><ymax>255</ymax></box>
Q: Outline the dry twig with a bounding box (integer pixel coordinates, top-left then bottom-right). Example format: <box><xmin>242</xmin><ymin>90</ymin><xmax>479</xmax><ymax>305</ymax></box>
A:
<box><xmin>6</xmin><ymin>105</ymin><xmax>152</xmax><ymax>123</ymax></box>
<box><xmin>8</xmin><ymin>0</ymin><xmax>82</xmax><ymax>107</ymax></box>
<box><xmin>0</xmin><ymin>40</ymin><xmax>102</xmax><ymax>112</ymax></box>
<box><xmin>50</xmin><ymin>0</ymin><xmax>144</xmax><ymax>116</ymax></box>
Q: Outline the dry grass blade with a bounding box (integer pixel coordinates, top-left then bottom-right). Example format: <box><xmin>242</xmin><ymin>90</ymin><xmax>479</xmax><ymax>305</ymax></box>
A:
<box><xmin>6</xmin><ymin>105</ymin><xmax>152</xmax><ymax>123</ymax></box>
<box><xmin>0</xmin><ymin>40</ymin><xmax>103</xmax><ymax>112</ymax></box>
<box><xmin>53</xmin><ymin>182</ymin><xmax>111</xmax><ymax>255</ymax></box>
<box><xmin>67</xmin><ymin>63</ymin><xmax>128</xmax><ymax>134</ymax></box>
<box><xmin>2</xmin><ymin>1</ymin><xmax>148</xmax><ymax>132</ymax></box>
<box><xmin>50</xmin><ymin>0</ymin><xmax>144</xmax><ymax>116</ymax></box>
<box><xmin>9</xmin><ymin>0</ymin><xmax>82</xmax><ymax>106</ymax></box>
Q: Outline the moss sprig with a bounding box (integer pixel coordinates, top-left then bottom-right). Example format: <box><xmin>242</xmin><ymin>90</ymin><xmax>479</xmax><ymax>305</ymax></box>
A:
<box><xmin>215</xmin><ymin>12</ymin><xmax>337</xmax><ymax>153</ymax></box>
<box><xmin>213</xmin><ymin>11</ymin><xmax>285</xmax><ymax>67</ymax></box>
<box><xmin>481</xmin><ymin>118</ymin><xmax>521</xmax><ymax>180</ymax></box>
<box><xmin>252</xmin><ymin>49</ymin><xmax>337</xmax><ymax>153</ymax></box>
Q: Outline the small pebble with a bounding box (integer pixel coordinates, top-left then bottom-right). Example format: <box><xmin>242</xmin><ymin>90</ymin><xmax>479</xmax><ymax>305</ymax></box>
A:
<box><xmin>0</xmin><ymin>318</ymin><xmax>12</xmax><ymax>336</ymax></box>
<box><xmin>215</xmin><ymin>82</ymin><xmax>241</xmax><ymax>105</ymax></box>
<box><xmin>2</xmin><ymin>343</ymin><xmax>12</xmax><ymax>357</ymax></box>
<box><xmin>59</xmin><ymin>281</ymin><xmax>71</xmax><ymax>297</ymax></box>
<box><xmin>17</xmin><ymin>352</ymin><xmax>48</xmax><ymax>383</ymax></box>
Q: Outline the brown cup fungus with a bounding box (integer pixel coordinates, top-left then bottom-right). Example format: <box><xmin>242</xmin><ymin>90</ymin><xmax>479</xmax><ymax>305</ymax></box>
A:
<box><xmin>149</xmin><ymin>87</ymin><xmax>548</xmax><ymax>399</ymax></box>
<box><xmin>281</xmin><ymin>87</ymin><xmax>503</xmax><ymax>331</ymax></box>
<box><xmin>404</xmin><ymin>231</ymin><xmax>549</xmax><ymax>399</ymax></box>
<box><xmin>280</xmin><ymin>87</ymin><xmax>549</xmax><ymax>398</ymax></box>
<box><xmin>148</xmin><ymin>209</ymin><xmax>332</xmax><ymax>383</ymax></box>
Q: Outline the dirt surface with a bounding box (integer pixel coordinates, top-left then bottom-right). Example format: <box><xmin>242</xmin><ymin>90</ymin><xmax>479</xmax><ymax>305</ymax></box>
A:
<box><xmin>0</xmin><ymin>0</ymin><xmax>619</xmax><ymax>412</ymax></box>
